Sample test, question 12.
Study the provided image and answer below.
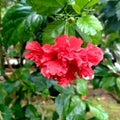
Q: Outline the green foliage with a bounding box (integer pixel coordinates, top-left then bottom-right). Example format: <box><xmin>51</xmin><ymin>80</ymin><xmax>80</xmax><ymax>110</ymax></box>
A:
<box><xmin>70</xmin><ymin>0</ymin><xmax>98</xmax><ymax>14</ymax></box>
<box><xmin>2</xmin><ymin>81</ymin><xmax>20</xmax><ymax>94</ymax></box>
<box><xmin>26</xmin><ymin>0</ymin><xmax>62</xmax><ymax>16</ymax></box>
<box><xmin>55</xmin><ymin>94</ymin><xmax>70</xmax><ymax>116</ymax></box>
<box><xmin>62</xmin><ymin>96</ymin><xmax>86</xmax><ymax>120</ymax></box>
<box><xmin>0</xmin><ymin>104</ymin><xmax>12</xmax><ymax>120</ymax></box>
<box><xmin>2</xmin><ymin>3</ymin><xmax>44</xmax><ymax>49</ymax></box>
<box><xmin>77</xmin><ymin>15</ymin><xmax>103</xmax><ymax>36</ymax></box>
<box><xmin>0</xmin><ymin>85</ymin><xmax>7</xmax><ymax>104</ymax></box>
<box><xmin>11</xmin><ymin>103</ymin><xmax>24</xmax><ymax>119</ymax></box>
<box><xmin>42</xmin><ymin>20</ymin><xmax>65</xmax><ymax>44</ymax></box>
<box><xmin>88</xmin><ymin>103</ymin><xmax>108</xmax><ymax>120</ymax></box>
<box><xmin>29</xmin><ymin>72</ymin><xmax>52</xmax><ymax>93</ymax></box>
<box><xmin>76</xmin><ymin>78</ymin><xmax>88</xmax><ymax>96</ymax></box>
<box><xmin>52</xmin><ymin>82</ymin><xmax>74</xmax><ymax>95</ymax></box>
<box><xmin>101</xmin><ymin>0</ymin><xmax>120</xmax><ymax>33</ymax></box>
<box><xmin>25</xmin><ymin>105</ymin><xmax>40</xmax><ymax>119</ymax></box>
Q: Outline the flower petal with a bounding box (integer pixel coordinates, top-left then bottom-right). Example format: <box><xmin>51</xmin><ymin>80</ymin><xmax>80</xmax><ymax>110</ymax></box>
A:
<box><xmin>69</xmin><ymin>36</ymin><xmax>83</xmax><ymax>50</ymax></box>
<box><xmin>86</xmin><ymin>43</ymin><xmax>104</xmax><ymax>66</ymax></box>
<box><xmin>42</xmin><ymin>60</ymin><xmax>67</xmax><ymax>76</ymax></box>
<box><xmin>55</xmin><ymin>35</ymin><xmax>69</xmax><ymax>48</ymax></box>
<box><xmin>25</xmin><ymin>41</ymin><xmax>42</xmax><ymax>52</ymax></box>
<box><xmin>78</xmin><ymin>65</ymin><xmax>94</xmax><ymax>80</ymax></box>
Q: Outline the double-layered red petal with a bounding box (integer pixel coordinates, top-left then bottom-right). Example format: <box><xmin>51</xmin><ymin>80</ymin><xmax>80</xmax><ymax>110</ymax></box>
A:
<box><xmin>24</xmin><ymin>35</ymin><xmax>103</xmax><ymax>86</ymax></box>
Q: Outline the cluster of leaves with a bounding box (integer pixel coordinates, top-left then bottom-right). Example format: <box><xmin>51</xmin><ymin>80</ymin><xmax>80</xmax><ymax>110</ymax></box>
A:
<box><xmin>55</xmin><ymin>78</ymin><xmax>108</xmax><ymax>120</ymax></box>
<box><xmin>2</xmin><ymin>0</ymin><xmax>103</xmax><ymax>49</ymax></box>
<box><xmin>0</xmin><ymin>66</ymin><xmax>108</xmax><ymax>120</ymax></box>
<box><xmin>1</xmin><ymin>0</ymin><xmax>119</xmax><ymax>119</ymax></box>
<box><xmin>101</xmin><ymin>0</ymin><xmax>120</xmax><ymax>33</ymax></box>
<box><xmin>92</xmin><ymin>0</ymin><xmax>120</xmax><ymax>98</ymax></box>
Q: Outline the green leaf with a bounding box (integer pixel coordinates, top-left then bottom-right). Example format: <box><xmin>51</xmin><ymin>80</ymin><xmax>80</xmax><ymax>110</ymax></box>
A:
<box><xmin>88</xmin><ymin>103</ymin><xmax>108</xmax><ymax>120</ymax></box>
<box><xmin>2</xmin><ymin>81</ymin><xmax>21</xmax><ymax>94</ymax></box>
<box><xmin>86</xmin><ymin>0</ymin><xmax>98</xmax><ymax>8</ymax></box>
<box><xmin>0</xmin><ymin>104</ymin><xmax>12</xmax><ymax>120</ymax></box>
<box><xmin>94</xmin><ymin>65</ymin><xmax>110</xmax><ymax>77</ymax></box>
<box><xmin>0</xmin><ymin>85</ymin><xmax>7</xmax><ymax>104</ymax></box>
<box><xmin>25</xmin><ymin>104</ymin><xmax>39</xmax><ymax>119</ymax></box>
<box><xmin>11</xmin><ymin>103</ymin><xmax>24</xmax><ymax>119</ymax></box>
<box><xmin>26</xmin><ymin>0</ymin><xmax>61</xmax><ymax>15</ymax></box>
<box><xmin>74</xmin><ymin>25</ymin><xmax>90</xmax><ymax>43</ymax></box>
<box><xmin>72</xmin><ymin>0</ymin><xmax>88</xmax><ymax>14</ymax></box>
<box><xmin>101</xmin><ymin>76</ymin><xmax>116</xmax><ymax>91</ymax></box>
<box><xmin>92</xmin><ymin>78</ymin><xmax>101</xmax><ymax>89</ymax></box>
<box><xmin>2</xmin><ymin>3</ymin><xmax>44</xmax><ymax>49</ymax></box>
<box><xmin>89</xmin><ymin>32</ymin><xmax>102</xmax><ymax>45</ymax></box>
<box><xmin>116</xmin><ymin>77</ymin><xmax>120</xmax><ymax>90</ymax></box>
<box><xmin>76</xmin><ymin>15</ymin><xmax>103</xmax><ymax>36</ymax></box>
<box><xmin>76</xmin><ymin>78</ymin><xmax>88</xmax><ymax>96</ymax></box>
<box><xmin>51</xmin><ymin>81</ymin><xmax>75</xmax><ymax>95</ymax></box>
<box><xmin>62</xmin><ymin>95</ymin><xmax>86</xmax><ymax>120</ymax></box>
<box><xmin>65</xmin><ymin>22</ymin><xmax>76</xmax><ymax>36</ymax></box>
<box><xmin>42</xmin><ymin>20</ymin><xmax>65</xmax><ymax>44</ymax></box>
<box><xmin>71</xmin><ymin>0</ymin><xmax>98</xmax><ymax>14</ymax></box>
<box><xmin>67</xmin><ymin>0</ymin><xmax>75</xmax><ymax>5</ymax></box>
<box><xmin>55</xmin><ymin>94</ymin><xmax>70</xmax><ymax>116</ymax></box>
<box><xmin>14</xmin><ymin>68</ymin><xmax>36</xmax><ymax>92</ymax></box>
<box><xmin>56</xmin><ymin>0</ymin><xmax>66</xmax><ymax>7</ymax></box>
<box><xmin>29</xmin><ymin>72</ymin><xmax>52</xmax><ymax>93</ymax></box>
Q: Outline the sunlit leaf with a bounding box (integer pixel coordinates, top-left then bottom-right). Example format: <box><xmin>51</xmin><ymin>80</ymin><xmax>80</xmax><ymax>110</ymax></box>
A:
<box><xmin>62</xmin><ymin>95</ymin><xmax>86</xmax><ymax>120</ymax></box>
<box><xmin>71</xmin><ymin>0</ymin><xmax>98</xmax><ymax>14</ymax></box>
<box><xmin>76</xmin><ymin>78</ymin><xmax>88</xmax><ymax>96</ymax></box>
<box><xmin>77</xmin><ymin>15</ymin><xmax>103</xmax><ymax>36</ymax></box>
<box><xmin>72</xmin><ymin>0</ymin><xmax>88</xmax><ymax>14</ymax></box>
<box><xmin>88</xmin><ymin>103</ymin><xmax>108</xmax><ymax>120</ymax></box>
<box><xmin>86</xmin><ymin>0</ymin><xmax>98</xmax><ymax>8</ymax></box>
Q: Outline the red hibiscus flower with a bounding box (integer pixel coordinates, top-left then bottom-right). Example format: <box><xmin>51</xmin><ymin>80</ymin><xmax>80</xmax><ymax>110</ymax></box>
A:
<box><xmin>25</xmin><ymin>35</ymin><xmax>103</xmax><ymax>87</ymax></box>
